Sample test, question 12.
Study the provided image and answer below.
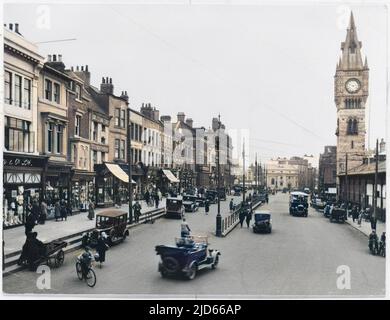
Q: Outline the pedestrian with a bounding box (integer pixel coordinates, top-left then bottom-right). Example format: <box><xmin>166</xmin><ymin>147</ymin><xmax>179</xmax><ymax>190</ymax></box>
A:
<box><xmin>133</xmin><ymin>201</ymin><xmax>142</xmax><ymax>223</ymax></box>
<box><xmin>351</xmin><ymin>205</ymin><xmax>358</xmax><ymax>223</ymax></box>
<box><xmin>39</xmin><ymin>200</ymin><xmax>47</xmax><ymax>225</ymax></box>
<box><xmin>88</xmin><ymin>200</ymin><xmax>95</xmax><ymax>220</ymax></box>
<box><xmin>54</xmin><ymin>200</ymin><xmax>61</xmax><ymax>221</ymax></box>
<box><xmin>229</xmin><ymin>198</ymin><xmax>234</xmax><ymax>212</ymax></box>
<box><xmin>369</xmin><ymin>206</ymin><xmax>377</xmax><ymax>231</ymax></box>
<box><xmin>155</xmin><ymin>192</ymin><xmax>160</xmax><ymax>208</ymax></box>
<box><xmin>95</xmin><ymin>232</ymin><xmax>109</xmax><ymax>268</ymax></box>
<box><xmin>24</xmin><ymin>213</ymin><xmax>36</xmax><ymax>236</ymax></box>
<box><xmin>205</xmin><ymin>200</ymin><xmax>210</xmax><ymax>215</ymax></box>
<box><xmin>245</xmin><ymin>210</ymin><xmax>252</xmax><ymax>228</ymax></box>
<box><xmin>31</xmin><ymin>200</ymin><xmax>40</xmax><ymax>224</ymax></box>
<box><xmin>239</xmin><ymin>207</ymin><xmax>246</xmax><ymax>228</ymax></box>
<box><xmin>144</xmin><ymin>190</ymin><xmax>150</xmax><ymax>206</ymax></box>
<box><xmin>357</xmin><ymin>207</ymin><xmax>364</xmax><ymax>226</ymax></box>
<box><xmin>60</xmin><ymin>200</ymin><xmax>68</xmax><ymax>221</ymax></box>
<box><xmin>181</xmin><ymin>218</ymin><xmax>191</xmax><ymax>238</ymax></box>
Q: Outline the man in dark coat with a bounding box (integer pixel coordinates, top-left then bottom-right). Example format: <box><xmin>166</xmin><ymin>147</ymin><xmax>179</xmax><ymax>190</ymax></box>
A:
<box><xmin>60</xmin><ymin>201</ymin><xmax>68</xmax><ymax>221</ymax></box>
<box><xmin>144</xmin><ymin>190</ymin><xmax>150</xmax><ymax>206</ymax></box>
<box><xmin>96</xmin><ymin>233</ymin><xmax>109</xmax><ymax>267</ymax></box>
<box><xmin>133</xmin><ymin>201</ymin><xmax>142</xmax><ymax>223</ymax></box>
<box><xmin>229</xmin><ymin>199</ymin><xmax>234</xmax><ymax>212</ymax></box>
<box><xmin>154</xmin><ymin>192</ymin><xmax>160</xmax><ymax>208</ymax></box>
<box><xmin>25</xmin><ymin>213</ymin><xmax>36</xmax><ymax>236</ymax></box>
<box><xmin>31</xmin><ymin>200</ymin><xmax>40</xmax><ymax>223</ymax></box>
<box><xmin>205</xmin><ymin>200</ymin><xmax>210</xmax><ymax>215</ymax></box>
<box><xmin>245</xmin><ymin>205</ymin><xmax>253</xmax><ymax>228</ymax></box>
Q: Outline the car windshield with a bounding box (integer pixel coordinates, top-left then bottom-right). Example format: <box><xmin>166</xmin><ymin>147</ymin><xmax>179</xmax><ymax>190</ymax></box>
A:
<box><xmin>255</xmin><ymin>214</ymin><xmax>270</xmax><ymax>221</ymax></box>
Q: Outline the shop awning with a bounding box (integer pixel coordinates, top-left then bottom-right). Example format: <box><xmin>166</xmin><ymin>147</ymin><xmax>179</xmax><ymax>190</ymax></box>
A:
<box><xmin>162</xmin><ymin>169</ymin><xmax>180</xmax><ymax>183</ymax></box>
<box><xmin>105</xmin><ymin>163</ymin><xmax>136</xmax><ymax>184</ymax></box>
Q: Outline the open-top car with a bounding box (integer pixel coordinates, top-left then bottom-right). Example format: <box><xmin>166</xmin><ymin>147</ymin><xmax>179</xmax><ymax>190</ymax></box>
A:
<box><xmin>252</xmin><ymin>211</ymin><xmax>272</xmax><ymax>233</ymax></box>
<box><xmin>183</xmin><ymin>195</ymin><xmax>199</xmax><ymax>212</ymax></box>
<box><xmin>84</xmin><ymin>209</ymin><xmax>129</xmax><ymax>247</ymax></box>
<box><xmin>289</xmin><ymin>191</ymin><xmax>309</xmax><ymax>217</ymax></box>
<box><xmin>155</xmin><ymin>235</ymin><xmax>220</xmax><ymax>280</ymax></box>
<box><xmin>165</xmin><ymin>197</ymin><xmax>184</xmax><ymax>219</ymax></box>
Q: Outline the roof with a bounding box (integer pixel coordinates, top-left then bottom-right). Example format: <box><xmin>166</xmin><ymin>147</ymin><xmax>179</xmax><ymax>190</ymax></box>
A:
<box><xmin>254</xmin><ymin>210</ymin><xmax>271</xmax><ymax>215</ymax></box>
<box><xmin>96</xmin><ymin>209</ymin><xmax>127</xmax><ymax>218</ymax></box>
<box><xmin>290</xmin><ymin>191</ymin><xmax>309</xmax><ymax>197</ymax></box>
<box><xmin>346</xmin><ymin>161</ymin><xmax>386</xmax><ymax>176</ymax></box>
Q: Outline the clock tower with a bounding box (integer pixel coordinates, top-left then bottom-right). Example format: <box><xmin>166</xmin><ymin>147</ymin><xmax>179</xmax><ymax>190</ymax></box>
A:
<box><xmin>334</xmin><ymin>12</ymin><xmax>369</xmax><ymax>177</ymax></box>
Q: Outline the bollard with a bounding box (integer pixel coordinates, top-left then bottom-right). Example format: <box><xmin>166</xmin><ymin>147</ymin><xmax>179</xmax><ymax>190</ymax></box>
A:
<box><xmin>216</xmin><ymin>213</ymin><xmax>222</xmax><ymax>237</ymax></box>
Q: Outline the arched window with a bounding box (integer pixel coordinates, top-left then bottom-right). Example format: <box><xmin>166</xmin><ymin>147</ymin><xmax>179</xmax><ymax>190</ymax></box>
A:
<box><xmin>347</xmin><ymin>119</ymin><xmax>353</xmax><ymax>134</ymax></box>
<box><xmin>271</xmin><ymin>178</ymin><xmax>275</xmax><ymax>185</ymax></box>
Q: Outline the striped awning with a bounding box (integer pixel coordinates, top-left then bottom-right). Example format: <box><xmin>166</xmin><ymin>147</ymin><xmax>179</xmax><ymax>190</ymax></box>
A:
<box><xmin>162</xmin><ymin>169</ymin><xmax>180</xmax><ymax>183</ymax></box>
<box><xmin>105</xmin><ymin>163</ymin><xmax>136</xmax><ymax>184</ymax></box>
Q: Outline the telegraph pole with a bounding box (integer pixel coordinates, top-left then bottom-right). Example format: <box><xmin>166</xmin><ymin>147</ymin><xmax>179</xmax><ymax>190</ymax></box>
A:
<box><xmin>215</xmin><ymin>115</ymin><xmax>222</xmax><ymax>237</ymax></box>
<box><xmin>255</xmin><ymin>153</ymin><xmax>258</xmax><ymax>194</ymax></box>
<box><xmin>345</xmin><ymin>153</ymin><xmax>348</xmax><ymax>212</ymax></box>
<box><xmin>127</xmin><ymin>107</ymin><xmax>133</xmax><ymax>224</ymax></box>
<box><xmin>242</xmin><ymin>139</ymin><xmax>246</xmax><ymax>203</ymax></box>
<box><xmin>373</xmin><ymin>139</ymin><xmax>379</xmax><ymax>230</ymax></box>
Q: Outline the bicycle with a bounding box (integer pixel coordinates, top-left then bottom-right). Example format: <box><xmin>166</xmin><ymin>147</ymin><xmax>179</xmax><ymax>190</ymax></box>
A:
<box><xmin>76</xmin><ymin>249</ymin><xmax>97</xmax><ymax>287</ymax></box>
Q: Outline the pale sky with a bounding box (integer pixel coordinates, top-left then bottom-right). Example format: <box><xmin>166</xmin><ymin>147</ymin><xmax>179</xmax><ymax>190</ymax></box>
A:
<box><xmin>4</xmin><ymin>1</ymin><xmax>388</xmax><ymax>165</ymax></box>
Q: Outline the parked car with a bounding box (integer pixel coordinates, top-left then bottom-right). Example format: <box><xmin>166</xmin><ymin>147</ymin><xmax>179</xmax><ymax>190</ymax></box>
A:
<box><xmin>155</xmin><ymin>236</ymin><xmax>220</xmax><ymax>280</ymax></box>
<box><xmin>183</xmin><ymin>195</ymin><xmax>199</xmax><ymax>212</ymax></box>
<box><xmin>289</xmin><ymin>192</ymin><xmax>308</xmax><ymax>217</ymax></box>
<box><xmin>84</xmin><ymin>209</ymin><xmax>129</xmax><ymax>246</ymax></box>
<box><xmin>165</xmin><ymin>197</ymin><xmax>184</xmax><ymax>219</ymax></box>
<box><xmin>206</xmin><ymin>190</ymin><xmax>218</xmax><ymax>204</ymax></box>
<box><xmin>329</xmin><ymin>207</ymin><xmax>347</xmax><ymax>223</ymax></box>
<box><xmin>252</xmin><ymin>211</ymin><xmax>272</xmax><ymax>233</ymax></box>
<box><xmin>216</xmin><ymin>188</ymin><xmax>227</xmax><ymax>201</ymax></box>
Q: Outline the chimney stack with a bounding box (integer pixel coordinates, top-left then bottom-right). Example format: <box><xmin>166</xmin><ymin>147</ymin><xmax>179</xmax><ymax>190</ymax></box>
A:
<box><xmin>160</xmin><ymin>115</ymin><xmax>171</xmax><ymax>123</ymax></box>
<box><xmin>46</xmin><ymin>54</ymin><xmax>66</xmax><ymax>72</ymax></box>
<box><xmin>100</xmin><ymin>76</ymin><xmax>114</xmax><ymax>95</ymax></box>
<box><xmin>177</xmin><ymin>112</ymin><xmax>185</xmax><ymax>122</ymax></box>
<box><xmin>120</xmin><ymin>90</ymin><xmax>129</xmax><ymax>102</ymax></box>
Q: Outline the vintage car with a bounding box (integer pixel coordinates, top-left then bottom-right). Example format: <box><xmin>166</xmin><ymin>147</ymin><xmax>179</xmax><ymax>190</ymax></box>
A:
<box><xmin>216</xmin><ymin>188</ymin><xmax>227</xmax><ymax>201</ymax></box>
<box><xmin>289</xmin><ymin>191</ymin><xmax>309</xmax><ymax>217</ymax></box>
<box><xmin>329</xmin><ymin>207</ymin><xmax>347</xmax><ymax>223</ymax></box>
<box><xmin>183</xmin><ymin>195</ymin><xmax>199</xmax><ymax>212</ymax></box>
<box><xmin>155</xmin><ymin>236</ymin><xmax>220</xmax><ymax>280</ymax></box>
<box><xmin>165</xmin><ymin>197</ymin><xmax>184</xmax><ymax>219</ymax></box>
<box><xmin>95</xmin><ymin>210</ymin><xmax>129</xmax><ymax>245</ymax></box>
<box><xmin>252</xmin><ymin>211</ymin><xmax>272</xmax><ymax>233</ymax></box>
<box><xmin>195</xmin><ymin>195</ymin><xmax>207</xmax><ymax>207</ymax></box>
<box><xmin>206</xmin><ymin>190</ymin><xmax>218</xmax><ymax>204</ymax></box>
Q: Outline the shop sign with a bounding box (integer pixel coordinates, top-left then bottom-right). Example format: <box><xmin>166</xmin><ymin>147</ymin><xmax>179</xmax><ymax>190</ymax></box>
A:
<box><xmin>3</xmin><ymin>155</ymin><xmax>46</xmax><ymax>168</ymax></box>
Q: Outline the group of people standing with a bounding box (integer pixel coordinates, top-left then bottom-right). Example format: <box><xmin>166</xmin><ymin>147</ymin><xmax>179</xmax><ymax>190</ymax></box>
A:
<box><xmin>144</xmin><ymin>189</ymin><xmax>162</xmax><ymax>208</ymax></box>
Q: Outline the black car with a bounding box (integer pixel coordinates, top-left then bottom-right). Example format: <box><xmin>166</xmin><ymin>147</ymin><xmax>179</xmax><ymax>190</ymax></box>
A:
<box><xmin>182</xmin><ymin>195</ymin><xmax>199</xmax><ymax>212</ymax></box>
<box><xmin>165</xmin><ymin>197</ymin><xmax>184</xmax><ymax>219</ymax></box>
<box><xmin>216</xmin><ymin>188</ymin><xmax>227</xmax><ymax>201</ymax></box>
<box><xmin>195</xmin><ymin>195</ymin><xmax>207</xmax><ymax>207</ymax></box>
<box><xmin>252</xmin><ymin>211</ymin><xmax>272</xmax><ymax>233</ymax></box>
<box><xmin>206</xmin><ymin>190</ymin><xmax>218</xmax><ymax>204</ymax></box>
<box><xmin>329</xmin><ymin>207</ymin><xmax>347</xmax><ymax>223</ymax></box>
<box><xmin>289</xmin><ymin>192</ymin><xmax>308</xmax><ymax>217</ymax></box>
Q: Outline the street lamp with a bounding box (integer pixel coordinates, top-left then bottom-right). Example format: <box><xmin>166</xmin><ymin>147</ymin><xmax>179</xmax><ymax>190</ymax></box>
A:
<box><xmin>215</xmin><ymin>114</ymin><xmax>222</xmax><ymax>237</ymax></box>
<box><xmin>127</xmin><ymin>107</ymin><xmax>133</xmax><ymax>224</ymax></box>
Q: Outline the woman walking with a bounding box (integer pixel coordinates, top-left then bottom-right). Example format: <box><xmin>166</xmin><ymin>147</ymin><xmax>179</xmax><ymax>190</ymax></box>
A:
<box><xmin>88</xmin><ymin>200</ymin><xmax>95</xmax><ymax>220</ymax></box>
<box><xmin>54</xmin><ymin>200</ymin><xmax>61</xmax><ymax>222</ymax></box>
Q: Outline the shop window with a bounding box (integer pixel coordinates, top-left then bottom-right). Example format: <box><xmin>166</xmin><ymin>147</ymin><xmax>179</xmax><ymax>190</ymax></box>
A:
<box><xmin>25</xmin><ymin>173</ymin><xmax>41</xmax><ymax>184</ymax></box>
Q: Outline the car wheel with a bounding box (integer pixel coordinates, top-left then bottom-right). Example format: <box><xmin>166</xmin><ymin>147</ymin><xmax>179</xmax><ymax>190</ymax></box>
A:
<box><xmin>187</xmin><ymin>263</ymin><xmax>197</xmax><ymax>280</ymax></box>
<box><xmin>162</xmin><ymin>257</ymin><xmax>180</xmax><ymax>273</ymax></box>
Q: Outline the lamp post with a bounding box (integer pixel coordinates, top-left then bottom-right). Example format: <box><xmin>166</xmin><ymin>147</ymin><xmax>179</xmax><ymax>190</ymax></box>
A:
<box><xmin>215</xmin><ymin>114</ymin><xmax>222</xmax><ymax>237</ymax></box>
<box><xmin>242</xmin><ymin>139</ymin><xmax>246</xmax><ymax>203</ymax></box>
<box><xmin>127</xmin><ymin>107</ymin><xmax>133</xmax><ymax>224</ymax></box>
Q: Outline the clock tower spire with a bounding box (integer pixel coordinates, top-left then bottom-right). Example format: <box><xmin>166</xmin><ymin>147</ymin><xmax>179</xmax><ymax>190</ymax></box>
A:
<box><xmin>334</xmin><ymin>11</ymin><xmax>369</xmax><ymax>178</ymax></box>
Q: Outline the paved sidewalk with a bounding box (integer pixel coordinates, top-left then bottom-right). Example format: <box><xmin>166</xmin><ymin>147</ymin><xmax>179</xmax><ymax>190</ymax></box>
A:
<box><xmin>345</xmin><ymin>215</ymin><xmax>386</xmax><ymax>237</ymax></box>
<box><xmin>3</xmin><ymin>199</ymin><xmax>165</xmax><ymax>256</ymax></box>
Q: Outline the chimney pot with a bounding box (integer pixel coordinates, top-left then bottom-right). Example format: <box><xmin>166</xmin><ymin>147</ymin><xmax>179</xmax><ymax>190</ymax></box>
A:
<box><xmin>109</xmin><ymin>78</ymin><xmax>112</xmax><ymax>84</ymax></box>
<box><xmin>58</xmin><ymin>54</ymin><xmax>62</xmax><ymax>62</ymax></box>
<box><xmin>76</xmin><ymin>66</ymin><xmax>79</xmax><ymax>71</ymax></box>
<box><xmin>9</xmin><ymin>23</ymin><xmax>13</xmax><ymax>31</ymax></box>
<box><xmin>85</xmin><ymin>65</ymin><xmax>88</xmax><ymax>72</ymax></box>
<box><xmin>71</xmin><ymin>66</ymin><xmax>74</xmax><ymax>71</ymax></box>
<box><xmin>48</xmin><ymin>55</ymin><xmax>52</xmax><ymax>62</ymax></box>
<box><xmin>53</xmin><ymin>54</ymin><xmax>57</xmax><ymax>62</ymax></box>
<box><xmin>106</xmin><ymin>77</ymin><xmax>109</xmax><ymax>83</ymax></box>
<box><xmin>15</xmin><ymin>23</ymin><xmax>19</xmax><ymax>34</ymax></box>
<box><xmin>102</xmin><ymin>77</ymin><xmax>105</xmax><ymax>84</ymax></box>
<box><xmin>81</xmin><ymin>66</ymin><xmax>84</xmax><ymax>71</ymax></box>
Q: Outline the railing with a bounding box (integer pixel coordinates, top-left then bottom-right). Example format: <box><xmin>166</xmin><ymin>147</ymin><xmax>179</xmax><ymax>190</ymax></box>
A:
<box><xmin>220</xmin><ymin>195</ymin><xmax>264</xmax><ymax>237</ymax></box>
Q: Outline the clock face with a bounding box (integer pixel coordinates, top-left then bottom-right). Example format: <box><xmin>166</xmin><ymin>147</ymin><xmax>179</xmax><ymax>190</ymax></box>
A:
<box><xmin>345</xmin><ymin>79</ymin><xmax>361</xmax><ymax>93</ymax></box>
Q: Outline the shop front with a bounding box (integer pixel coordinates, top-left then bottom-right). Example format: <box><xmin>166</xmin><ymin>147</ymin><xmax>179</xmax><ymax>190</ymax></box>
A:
<box><xmin>161</xmin><ymin>169</ymin><xmax>180</xmax><ymax>195</ymax></box>
<box><xmin>44</xmin><ymin>162</ymin><xmax>72</xmax><ymax>218</ymax></box>
<box><xmin>95</xmin><ymin>162</ymin><xmax>136</xmax><ymax>207</ymax></box>
<box><xmin>70</xmin><ymin>170</ymin><xmax>95</xmax><ymax>213</ymax></box>
<box><xmin>3</xmin><ymin>153</ymin><xmax>48</xmax><ymax>228</ymax></box>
